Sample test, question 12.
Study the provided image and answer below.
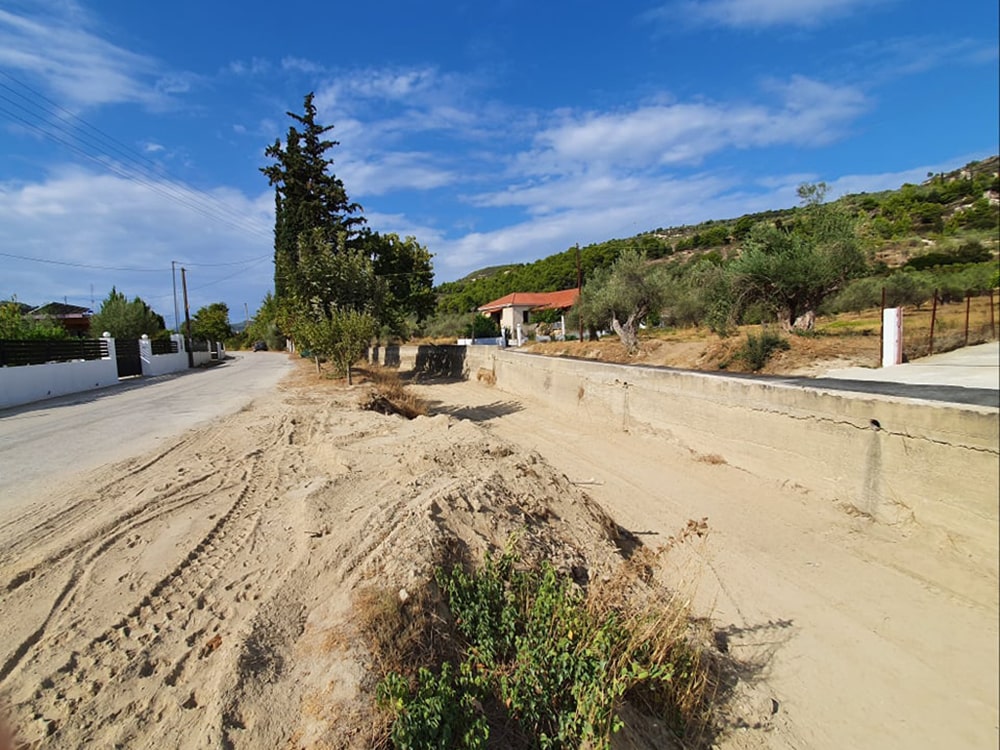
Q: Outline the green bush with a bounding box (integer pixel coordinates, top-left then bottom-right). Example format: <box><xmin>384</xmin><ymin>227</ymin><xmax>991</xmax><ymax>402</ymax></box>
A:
<box><xmin>377</xmin><ymin>547</ymin><xmax>705</xmax><ymax>749</ymax></box>
<box><xmin>737</xmin><ymin>330</ymin><xmax>790</xmax><ymax>371</ymax></box>
<box><xmin>464</xmin><ymin>314</ymin><xmax>500</xmax><ymax>339</ymax></box>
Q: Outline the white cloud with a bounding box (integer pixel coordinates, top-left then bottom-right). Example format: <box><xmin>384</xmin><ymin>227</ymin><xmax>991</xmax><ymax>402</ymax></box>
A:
<box><xmin>143</xmin><ymin>142</ymin><xmax>165</xmax><ymax>153</ymax></box>
<box><xmin>340</xmin><ymin>152</ymin><xmax>457</xmax><ymax>196</ymax></box>
<box><xmin>0</xmin><ymin>168</ymin><xmax>275</xmax><ymax>323</ymax></box>
<box><xmin>226</xmin><ymin>57</ymin><xmax>271</xmax><ymax>77</ymax></box>
<box><xmin>281</xmin><ymin>56</ymin><xmax>323</xmax><ymax>74</ymax></box>
<box><xmin>648</xmin><ymin>0</ymin><xmax>894</xmax><ymax>29</ymax></box>
<box><xmin>0</xmin><ymin>2</ymin><xmax>183</xmax><ymax>108</ymax></box>
<box><xmin>315</xmin><ymin>67</ymin><xmax>441</xmax><ymax>110</ymax></box>
<box><xmin>435</xmin><ymin>173</ymin><xmax>733</xmax><ymax>275</ymax></box>
<box><xmin>509</xmin><ymin>76</ymin><xmax>865</xmax><ymax>176</ymax></box>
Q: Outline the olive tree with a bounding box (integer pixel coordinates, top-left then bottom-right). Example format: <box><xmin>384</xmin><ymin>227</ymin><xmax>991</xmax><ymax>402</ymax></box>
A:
<box><xmin>730</xmin><ymin>185</ymin><xmax>866</xmax><ymax>330</ymax></box>
<box><xmin>577</xmin><ymin>249</ymin><xmax>669</xmax><ymax>354</ymax></box>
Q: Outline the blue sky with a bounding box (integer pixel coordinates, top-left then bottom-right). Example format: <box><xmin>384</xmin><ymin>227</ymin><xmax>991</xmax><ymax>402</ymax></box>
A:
<box><xmin>1</xmin><ymin>0</ymin><xmax>997</xmax><ymax>328</ymax></box>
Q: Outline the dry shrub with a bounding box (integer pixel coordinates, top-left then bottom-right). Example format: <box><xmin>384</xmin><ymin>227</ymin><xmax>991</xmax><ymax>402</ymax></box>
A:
<box><xmin>586</xmin><ymin>518</ymin><xmax>718</xmax><ymax>742</ymax></box>
<box><xmin>357</xmin><ymin>366</ymin><xmax>428</xmax><ymax>419</ymax></box>
<box><xmin>694</xmin><ymin>452</ymin><xmax>727</xmax><ymax>465</ymax></box>
<box><xmin>353</xmin><ymin>584</ymin><xmax>455</xmax><ymax>683</ymax></box>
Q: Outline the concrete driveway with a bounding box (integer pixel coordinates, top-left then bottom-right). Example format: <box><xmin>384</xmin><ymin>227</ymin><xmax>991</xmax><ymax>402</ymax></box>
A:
<box><xmin>822</xmin><ymin>341</ymin><xmax>999</xmax><ymax>391</ymax></box>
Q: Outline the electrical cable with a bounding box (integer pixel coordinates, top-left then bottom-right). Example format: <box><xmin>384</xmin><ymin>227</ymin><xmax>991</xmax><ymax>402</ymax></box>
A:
<box><xmin>0</xmin><ymin>73</ymin><xmax>273</xmax><ymax>240</ymax></box>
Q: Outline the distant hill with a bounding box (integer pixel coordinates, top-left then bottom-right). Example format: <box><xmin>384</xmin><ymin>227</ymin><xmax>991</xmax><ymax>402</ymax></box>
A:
<box><xmin>435</xmin><ymin>156</ymin><xmax>999</xmax><ymax>315</ymax></box>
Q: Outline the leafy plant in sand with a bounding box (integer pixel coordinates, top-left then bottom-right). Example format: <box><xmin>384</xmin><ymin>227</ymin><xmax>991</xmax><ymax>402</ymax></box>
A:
<box><xmin>374</xmin><ymin>524</ymin><xmax>714</xmax><ymax>749</ymax></box>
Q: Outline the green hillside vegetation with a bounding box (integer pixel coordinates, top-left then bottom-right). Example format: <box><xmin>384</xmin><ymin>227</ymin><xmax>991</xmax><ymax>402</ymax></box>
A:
<box><xmin>428</xmin><ymin>156</ymin><xmax>999</xmax><ymax>338</ymax></box>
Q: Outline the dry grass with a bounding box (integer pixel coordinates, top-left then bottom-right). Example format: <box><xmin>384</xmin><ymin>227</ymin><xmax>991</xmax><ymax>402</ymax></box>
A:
<box><xmin>356</xmin><ymin>365</ymin><xmax>428</xmax><ymax>419</ymax></box>
<box><xmin>526</xmin><ymin>294</ymin><xmax>997</xmax><ymax>375</ymax></box>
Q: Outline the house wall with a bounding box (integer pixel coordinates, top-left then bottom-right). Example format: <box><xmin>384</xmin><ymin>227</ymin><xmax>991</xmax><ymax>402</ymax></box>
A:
<box><xmin>0</xmin><ymin>338</ymin><xmax>119</xmax><ymax>409</ymax></box>
<box><xmin>373</xmin><ymin>344</ymin><xmax>998</xmax><ymax>569</ymax></box>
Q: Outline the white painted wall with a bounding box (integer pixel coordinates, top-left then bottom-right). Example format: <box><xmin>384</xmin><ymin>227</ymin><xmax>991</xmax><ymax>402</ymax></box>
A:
<box><xmin>140</xmin><ymin>334</ymin><xmax>189</xmax><ymax>377</ymax></box>
<box><xmin>0</xmin><ymin>338</ymin><xmax>119</xmax><ymax>409</ymax></box>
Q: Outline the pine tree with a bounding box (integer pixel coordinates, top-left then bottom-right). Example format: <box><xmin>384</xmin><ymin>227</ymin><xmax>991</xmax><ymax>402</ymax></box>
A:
<box><xmin>261</xmin><ymin>93</ymin><xmax>364</xmax><ymax>300</ymax></box>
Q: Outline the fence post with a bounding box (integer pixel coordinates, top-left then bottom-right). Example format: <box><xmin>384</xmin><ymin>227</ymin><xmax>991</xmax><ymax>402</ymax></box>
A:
<box><xmin>963</xmin><ymin>293</ymin><xmax>971</xmax><ymax>347</ymax></box>
<box><xmin>928</xmin><ymin>289</ymin><xmax>938</xmax><ymax>356</ymax></box>
<box><xmin>991</xmin><ymin>289</ymin><xmax>996</xmax><ymax>340</ymax></box>
<box><xmin>879</xmin><ymin>286</ymin><xmax>886</xmax><ymax>367</ymax></box>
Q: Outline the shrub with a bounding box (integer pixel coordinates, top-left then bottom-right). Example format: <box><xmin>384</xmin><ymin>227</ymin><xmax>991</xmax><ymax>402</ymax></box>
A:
<box><xmin>737</xmin><ymin>330</ymin><xmax>790</xmax><ymax>371</ymax></box>
<box><xmin>376</xmin><ymin>540</ymin><xmax>714</xmax><ymax>749</ymax></box>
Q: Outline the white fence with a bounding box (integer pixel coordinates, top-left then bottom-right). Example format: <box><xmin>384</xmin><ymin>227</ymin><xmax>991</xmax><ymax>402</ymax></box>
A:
<box><xmin>0</xmin><ymin>339</ymin><xmax>118</xmax><ymax>409</ymax></box>
<box><xmin>140</xmin><ymin>335</ymin><xmax>189</xmax><ymax>376</ymax></box>
<box><xmin>0</xmin><ymin>334</ymin><xmax>197</xmax><ymax>410</ymax></box>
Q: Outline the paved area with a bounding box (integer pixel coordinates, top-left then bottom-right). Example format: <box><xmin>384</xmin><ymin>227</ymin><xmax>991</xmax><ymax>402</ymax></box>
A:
<box><xmin>823</xmin><ymin>341</ymin><xmax>999</xmax><ymax>389</ymax></box>
<box><xmin>0</xmin><ymin>352</ymin><xmax>294</xmax><ymax>515</ymax></box>
<box><xmin>814</xmin><ymin>341</ymin><xmax>999</xmax><ymax>407</ymax></box>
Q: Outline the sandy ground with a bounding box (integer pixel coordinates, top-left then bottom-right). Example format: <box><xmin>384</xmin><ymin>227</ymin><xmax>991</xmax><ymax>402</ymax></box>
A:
<box><xmin>0</xmin><ymin>360</ymin><xmax>996</xmax><ymax>749</ymax></box>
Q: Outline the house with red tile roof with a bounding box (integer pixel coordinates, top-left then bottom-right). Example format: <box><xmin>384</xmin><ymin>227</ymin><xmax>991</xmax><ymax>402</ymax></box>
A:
<box><xmin>478</xmin><ymin>289</ymin><xmax>579</xmax><ymax>340</ymax></box>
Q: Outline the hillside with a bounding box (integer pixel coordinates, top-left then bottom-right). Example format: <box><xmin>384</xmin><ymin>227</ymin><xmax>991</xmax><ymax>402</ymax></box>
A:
<box><xmin>434</xmin><ymin>156</ymin><xmax>999</xmax><ymax>315</ymax></box>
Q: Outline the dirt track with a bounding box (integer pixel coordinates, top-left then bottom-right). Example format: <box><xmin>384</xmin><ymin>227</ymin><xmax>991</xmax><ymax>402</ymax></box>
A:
<box><xmin>0</xmin><ymin>362</ymin><xmax>996</xmax><ymax>748</ymax></box>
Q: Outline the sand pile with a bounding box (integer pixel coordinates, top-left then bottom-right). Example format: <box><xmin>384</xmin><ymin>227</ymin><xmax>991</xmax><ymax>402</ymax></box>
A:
<box><xmin>0</xmin><ymin>384</ymin><xmax>661</xmax><ymax>748</ymax></box>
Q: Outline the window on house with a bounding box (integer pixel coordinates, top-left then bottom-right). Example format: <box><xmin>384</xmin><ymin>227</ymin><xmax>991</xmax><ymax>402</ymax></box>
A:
<box><xmin>522</xmin><ymin>310</ymin><xmax>529</xmax><ymax>324</ymax></box>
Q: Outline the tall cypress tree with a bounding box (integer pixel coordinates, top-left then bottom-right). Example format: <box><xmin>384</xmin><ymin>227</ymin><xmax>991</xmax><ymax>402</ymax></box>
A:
<box><xmin>261</xmin><ymin>93</ymin><xmax>364</xmax><ymax>300</ymax></box>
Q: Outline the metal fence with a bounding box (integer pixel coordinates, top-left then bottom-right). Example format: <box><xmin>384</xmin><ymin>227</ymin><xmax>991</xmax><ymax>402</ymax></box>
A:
<box><xmin>0</xmin><ymin>338</ymin><xmax>109</xmax><ymax>367</ymax></box>
<box><xmin>150</xmin><ymin>338</ymin><xmax>180</xmax><ymax>355</ymax></box>
<box><xmin>898</xmin><ymin>289</ymin><xmax>998</xmax><ymax>361</ymax></box>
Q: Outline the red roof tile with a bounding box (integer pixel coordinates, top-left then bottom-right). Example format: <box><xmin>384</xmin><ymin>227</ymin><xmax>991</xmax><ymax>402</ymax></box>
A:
<box><xmin>478</xmin><ymin>288</ymin><xmax>579</xmax><ymax>313</ymax></box>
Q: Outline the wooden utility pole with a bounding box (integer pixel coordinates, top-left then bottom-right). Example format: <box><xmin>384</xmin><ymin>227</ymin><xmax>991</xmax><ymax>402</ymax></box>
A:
<box><xmin>181</xmin><ymin>267</ymin><xmax>194</xmax><ymax>368</ymax></box>
<box><xmin>928</xmin><ymin>289</ymin><xmax>938</xmax><ymax>356</ymax></box>
<box><xmin>576</xmin><ymin>244</ymin><xmax>583</xmax><ymax>342</ymax></box>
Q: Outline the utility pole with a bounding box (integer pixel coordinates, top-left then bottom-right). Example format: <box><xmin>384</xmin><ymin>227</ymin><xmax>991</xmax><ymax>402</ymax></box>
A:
<box><xmin>181</xmin><ymin>267</ymin><xmax>194</xmax><ymax>368</ymax></box>
<box><xmin>576</xmin><ymin>244</ymin><xmax>583</xmax><ymax>342</ymax></box>
<box><xmin>244</xmin><ymin>302</ymin><xmax>250</xmax><ymax>328</ymax></box>
<box><xmin>171</xmin><ymin>261</ymin><xmax>181</xmax><ymax>334</ymax></box>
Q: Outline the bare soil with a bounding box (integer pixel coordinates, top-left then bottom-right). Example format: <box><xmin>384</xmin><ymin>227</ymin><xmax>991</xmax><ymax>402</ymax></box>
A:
<box><xmin>0</xmin><ymin>357</ymin><xmax>995</xmax><ymax>749</ymax></box>
<box><xmin>525</xmin><ymin>296</ymin><xmax>998</xmax><ymax>375</ymax></box>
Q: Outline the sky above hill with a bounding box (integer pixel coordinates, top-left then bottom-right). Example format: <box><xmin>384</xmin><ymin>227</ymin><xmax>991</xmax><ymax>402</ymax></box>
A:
<box><xmin>1</xmin><ymin>0</ymin><xmax>997</xmax><ymax>327</ymax></box>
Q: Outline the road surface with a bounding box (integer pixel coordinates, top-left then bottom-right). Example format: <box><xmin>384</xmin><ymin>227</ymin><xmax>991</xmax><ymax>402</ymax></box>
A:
<box><xmin>0</xmin><ymin>352</ymin><xmax>294</xmax><ymax>517</ymax></box>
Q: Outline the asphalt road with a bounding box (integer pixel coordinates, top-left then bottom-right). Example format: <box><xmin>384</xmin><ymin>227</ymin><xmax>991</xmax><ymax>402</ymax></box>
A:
<box><xmin>0</xmin><ymin>352</ymin><xmax>294</xmax><ymax>516</ymax></box>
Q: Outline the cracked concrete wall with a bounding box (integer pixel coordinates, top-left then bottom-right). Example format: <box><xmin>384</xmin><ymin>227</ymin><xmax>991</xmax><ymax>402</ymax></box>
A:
<box><xmin>380</xmin><ymin>347</ymin><xmax>1000</xmax><ymax>567</ymax></box>
<box><xmin>383</xmin><ymin>345</ymin><xmax>998</xmax><ymax>562</ymax></box>
<box><xmin>502</xmin><ymin>350</ymin><xmax>999</xmax><ymax>570</ymax></box>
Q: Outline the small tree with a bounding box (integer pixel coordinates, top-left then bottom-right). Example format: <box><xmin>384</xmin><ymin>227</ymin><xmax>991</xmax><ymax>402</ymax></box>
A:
<box><xmin>577</xmin><ymin>249</ymin><xmax>668</xmax><ymax>354</ymax></box>
<box><xmin>191</xmin><ymin>302</ymin><xmax>233</xmax><ymax>343</ymax></box>
<box><xmin>90</xmin><ymin>288</ymin><xmax>166</xmax><ymax>339</ymax></box>
<box><xmin>295</xmin><ymin>307</ymin><xmax>376</xmax><ymax>384</ymax></box>
<box><xmin>361</xmin><ymin>230</ymin><xmax>435</xmax><ymax>337</ymax></box>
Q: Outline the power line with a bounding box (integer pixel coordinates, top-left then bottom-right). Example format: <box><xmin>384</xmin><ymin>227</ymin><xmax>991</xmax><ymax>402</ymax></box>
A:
<box><xmin>0</xmin><ymin>250</ymin><xmax>273</xmax><ymax>272</ymax></box>
<box><xmin>0</xmin><ymin>71</ymin><xmax>274</xmax><ymax>240</ymax></box>
<box><xmin>0</xmin><ymin>250</ymin><xmax>165</xmax><ymax>272</ymax></box>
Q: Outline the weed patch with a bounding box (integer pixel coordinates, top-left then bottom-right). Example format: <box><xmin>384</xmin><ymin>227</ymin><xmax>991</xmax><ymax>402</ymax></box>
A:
<box><xmin>736</xmin><ymin>330</ymin><xmax>790</xmax><ymax>371</ymax></box>
<box><xmin>371</xmin><ymin>530</ymin><xmax>721</xmax><ymax>749</ymax></box>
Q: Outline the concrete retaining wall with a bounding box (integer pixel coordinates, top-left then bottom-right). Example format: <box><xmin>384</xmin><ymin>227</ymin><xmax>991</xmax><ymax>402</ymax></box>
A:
<box><xmin>376</xmin><ymin>344</ymin><xmax>999</xmax><ymax>554</ymax></box>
